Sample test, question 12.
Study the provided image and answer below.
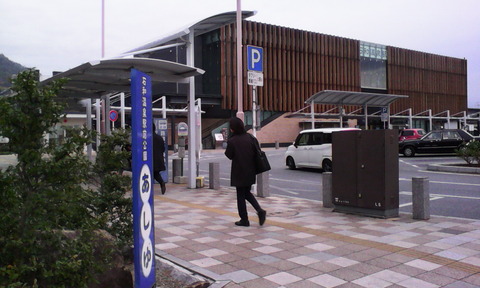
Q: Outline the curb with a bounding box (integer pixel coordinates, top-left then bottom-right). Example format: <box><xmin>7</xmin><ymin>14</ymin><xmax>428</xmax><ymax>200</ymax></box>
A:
<box><xmin>427</xmin><ymin>163</ymin><xmax>480</xmax><ymax>174</ymax></box>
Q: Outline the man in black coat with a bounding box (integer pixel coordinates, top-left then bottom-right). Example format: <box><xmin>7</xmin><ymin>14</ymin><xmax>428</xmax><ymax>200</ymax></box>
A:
<box><xmin>225</xmin><ymin>117</ymin><xmax>266</xmax><ymax>227</ymax></box>
<box><xmin>153</xmin><ymin>123</ymin><xmax>166</xmax><ymax>194</ymax></box>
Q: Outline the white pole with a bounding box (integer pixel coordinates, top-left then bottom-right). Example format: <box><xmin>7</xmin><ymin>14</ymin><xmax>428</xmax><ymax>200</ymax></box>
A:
<box><xmin>252</xmin><ymin>86</ymin><xmax>257</xmax><ymax>137</ymax></box>
<box><xmin>187</xmin><ymin>31</ymin><xmax>196</xmax><ymax>189</ymax></box>
<box><xmin>236</xmin><ymin>0</ymin><xmax>244</xmax><ymax>122</ymax></box>
<box><xmin>447</xmin><ymin>110</ymin><xmax>451</xmax><ymax>129</ymax></box>
<box><xmin>408</xmin><ymin>108</ymin><xmax>412</xmax><ymax>128</ymax></box>
<box><xmin>105</xmin><ymin>95</ymin><xmax>111</xmax><ymax>136</ymax></box>
<box><xmin>95</xmin><ymin>99</ymin><xmax>101</xmax><ymax>149</ymax></box>
<box><xmin>311</xmin><ymin>103</ymin><xmax>315</xmax><ymax>129</ymax></box>
<box><xmin>101</xmin><ymin>0</ymin><xmax>105</xmax><ymax>58</ymax></box>
<box><xmin>162</xmin><ymin>96</ymin><xmax>167</xmax><ymax>119</ymax></box>
<box><xmin>120</xmin><ymin>92</ymin><xmax>125</xmax><ymax>129</ymax></box>
<box><xmin>364</xmin><ymin>105</ymin><xmax>368</xmax><ymax>130</ymax></box>
<box><xmin>429</xmin><ymin>109</ymin><xmax>433</xmax><ymax>131</ymax></box>
<box><xmin>196</xmin><ymin>98</ymin><xmax>202</xmax><ymax>175</ymax></box>
<box><xmin>86</xmin><ymin>99</ymin><xmax>93</xmax><ymax>161</ymax></box>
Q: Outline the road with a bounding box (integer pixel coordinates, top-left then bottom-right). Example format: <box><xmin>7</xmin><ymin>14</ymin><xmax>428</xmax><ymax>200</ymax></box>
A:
<box><xmin>191</xmin><ymin>148</ymin><xmax>480</xmax><ymax>220</ymax></box>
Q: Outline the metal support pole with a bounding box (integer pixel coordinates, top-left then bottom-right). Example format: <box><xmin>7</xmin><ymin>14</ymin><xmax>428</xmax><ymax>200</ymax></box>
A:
<box><xmin>236</xmin><ymin>0</ymin><xmax>244</xmax><ymax>122</ymax></box>
<box><xmin>86</xmin><ymin>99</ymin><xmax>93</xmax><ymax>161</ymax></box>
<box><xmin>364</xmin><ymin>104</ymin><xmax>368</xmax><ymax>130</ymax></box>
<box><xmin>120</xmin><ymin>92</ymin><xmax>125</xmax><ymax>129</ymax></box>
<box><xmin>339</xmin><ymin>105</ymin><xmax>343</xmax><ymax>128</ymax></box>
<box><xmin>162</xmin><ymin>96</ymin><xmax>167</xmax><ymax>119</ymax></box>
<box><xmin>408</xmin><ymin>108</ymin><xmax>413</xmax><ymax>128</ymax></box>
<box><xmin>195</xmin><ymin>98</ymin><xmax>202</xmax><ymax>176</ymax></box>
<box><xmin>311</xmin><ymin>103</ymin><xmax>315</xmax><ymax>129</ymax></box>
<box><xmin>447</xmin><ymin>110</ymin><xmax>451</xmax><ymax>129</ymax></box>
<box><xmin>252</xmin><ymin>86</ymin><xmax>257</xmax><ymax>137</ymax></box>
<box><xmin>429</xmin><ymin>109</ymin><xmax>433</xmax><ymax>131</ymax></box>
<box><xmin>387</xmin><ymin>104</ymin><xmax>391</xmax><ymax>129</ymax></box>
<box><xmin>105</xmin><ymin>95</ymin><xmax>111</xmax><ymax>136</ymax></box>
<box><xmin>95</xmin><ymin>99</ymin><xmax>101</xmax><ymax>149</ymax></box>
<box><xmin>187</xmin><ymin>31</ymin><xmax>196</xmax><ymax>189</ymax></box>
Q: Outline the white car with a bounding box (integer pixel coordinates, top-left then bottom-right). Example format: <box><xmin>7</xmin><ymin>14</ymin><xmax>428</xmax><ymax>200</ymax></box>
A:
<box><xmin>285</xmin><ymin>127</ymin><xmax>360</xmax><ymax>172</ymax></box>
<box><xmin>0</xmin><ymin>136</ymin><xmax>9</xmax><ymax>144</ymax></box>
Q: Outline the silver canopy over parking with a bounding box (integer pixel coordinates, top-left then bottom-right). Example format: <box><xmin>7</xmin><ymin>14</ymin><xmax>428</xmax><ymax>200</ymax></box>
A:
<box><xmin>304</xmin><ymin>90</ymin><xmax>409</xmax><ymax>129</ymax></box>
<box><xmin>305</xmin><ymin>90</ymin><xmax>408</xmax><ymax>106</ymax></box>
<box><xmin>41</xmin><ymin>57</ymin><xmax>205</xmax><ymax>100</ymax></box>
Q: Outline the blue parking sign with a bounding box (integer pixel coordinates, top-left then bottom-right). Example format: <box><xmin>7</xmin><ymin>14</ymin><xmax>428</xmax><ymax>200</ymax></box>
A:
<box><xmin>247</xmin><ymin>45</ymin><xmax>263</xmax><ymax>72</ymax></box>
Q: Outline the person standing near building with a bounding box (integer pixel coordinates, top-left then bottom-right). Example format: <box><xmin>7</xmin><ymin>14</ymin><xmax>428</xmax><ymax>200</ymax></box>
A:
<box><xmin>225</xmin><ymin>117</ymin><xmax>266</xmax><ymax>227</ymax></box>
<box><xmin>153</xmin><ymin>123</ymin><xmax>166</xmax><ymax>195</ymax></box>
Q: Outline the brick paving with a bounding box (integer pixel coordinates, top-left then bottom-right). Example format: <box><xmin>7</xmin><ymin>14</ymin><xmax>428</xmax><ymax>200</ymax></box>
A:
<box><xmin>153</xmin><ymin>184</ymin><xmax>480</xmax><ymax>288</ymax></box>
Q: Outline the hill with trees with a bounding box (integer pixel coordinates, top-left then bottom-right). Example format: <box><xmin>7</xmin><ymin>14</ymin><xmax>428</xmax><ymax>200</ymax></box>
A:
<box><xmin>0</xmin><ymin>54</ymin><xmax>29</xmax><ymax>90</ymax></box>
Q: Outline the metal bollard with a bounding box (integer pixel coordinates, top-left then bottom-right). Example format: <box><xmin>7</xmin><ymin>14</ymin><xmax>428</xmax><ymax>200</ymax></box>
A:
<box><xmin>322</xmin><ymin>172</ymin><xmax>333</xmax><ymax>208</ymax></box>
<box><xmin>412</xmin><ymin>177</ymin><xmax>430</xmax><ymax>220</ymax></box>
<box><xmin>209</xmin><ymin>162</ymin><xmax>220</xmax><ymax>189</ymax></box>
<box><xmin>257</xmin><ymin>172</ymin><xmax>270</xmax><ymax>197</ymax></box>
<box><xmin>275</xmin><ymin>141</ymin><xmax>279</xmax><ymax>149</ymax></box>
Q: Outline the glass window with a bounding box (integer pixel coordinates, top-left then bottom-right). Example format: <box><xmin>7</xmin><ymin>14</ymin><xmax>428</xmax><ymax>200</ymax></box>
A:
<box><xmin>443</xmin><ymin>131</ymin><xmax>461</xmax><ymax>140</ymax></box>
<box><xmin>323</xmin><ymin>133</ymin><xmax>333</xmax><ymax>144</ymax></box>
<box><xmin>297</xmin><ymin>134</ymin><xmax>310</xmax><ymax>146</ymax></box>
<box><xmin>311</xmin><ymin>133</ymin><xmax>324</xmax><ymax>145</ymax></box>
<box><xmin>425</xmin><ymin>132</ymin><xmax>442</xmax><ymax>140</ymax></box>
<box><xmin>360</xmin><ymin>42</ymin><xmax>387</xmax><ymax>90</ymax></box>
<box><xmin>201</xmin><ymin>30</ymin><xmax>221</xmax><ymax>94</ymax></box>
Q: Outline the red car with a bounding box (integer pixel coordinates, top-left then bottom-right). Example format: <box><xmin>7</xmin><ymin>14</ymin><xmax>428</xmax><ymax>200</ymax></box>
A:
<box><xmin>398</xmin><ymin>128</ymin><xmax>426</xmax><ymax>141</ymax></box>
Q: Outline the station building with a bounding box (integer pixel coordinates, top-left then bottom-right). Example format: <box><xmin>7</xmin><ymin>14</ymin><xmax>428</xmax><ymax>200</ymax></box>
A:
<box><xmin>82</xmin><ymin>12</ymin><xmax>480</xmax><ymax>148</ymax></box>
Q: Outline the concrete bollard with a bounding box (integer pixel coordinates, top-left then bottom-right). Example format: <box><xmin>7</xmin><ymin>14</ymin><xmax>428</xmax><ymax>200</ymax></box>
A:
<box><xmin>412</xmin><ymin>177</ymin><xmax>430</xmax><ymax>220</ymax></box>
<box><xmin>322</xmin><ymin>172</ymin><xmax>333</xmax><ymax>208</ymax></box>
<box><xmin>275</xmin><ymin>141</ymin><xmax>280</xmax><ymax>149</ymax></box>
<box><xmin>172</xmin><ymin>158</ymin><xmax>184</xmax><ymax>184</ymax></box>
<box><xmin>172</xmin><ymin>159</ymin><xmax>183</xmax><ymax>177</ymax></box>
<box><xmin>257</xmin><ymin>172</ymin><xmax>270</xmax><ymax>197</ymax></box>
<box><xmin>209</xmin><ymin>162</ymin><xmax>220</xmax><ymax>189</ymax></box>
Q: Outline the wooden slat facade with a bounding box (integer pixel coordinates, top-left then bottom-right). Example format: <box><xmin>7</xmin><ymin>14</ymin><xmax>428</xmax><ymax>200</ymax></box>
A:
<box><xmin>388</xmin><ymin>47</ymin><xmax>467</xmax><ymax>114</ymax></box>
<box><xmin>220</xmin><ymin>20</ymin><xmax>467</xmax><ymax>115</ymax></box>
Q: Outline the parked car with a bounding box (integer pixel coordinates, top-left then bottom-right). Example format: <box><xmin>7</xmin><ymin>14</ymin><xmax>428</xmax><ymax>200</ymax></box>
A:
<box><xmin>285</xmin><ymin>127</ymin><xmax>360</xmax><ymax>172</ymax></box>
<box><xmin>0</xmin><ymin>136</ymin><xmax>9</xmax><ymax>144</ymax></box>
<box><xmin>398</xmin><ymin>129</ymin><xmax>479</xmax><ymax>157</ymax></box>
<box><xmin>398</xmin><ymin>128</ymin><xmax>426</xmax><ymax>141</ymax></box>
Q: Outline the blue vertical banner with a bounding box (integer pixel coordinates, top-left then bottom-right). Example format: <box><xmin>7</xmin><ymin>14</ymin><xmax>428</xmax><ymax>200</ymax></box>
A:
<box><xmin>131</xmin><ymin>68</ymin><xmax>156</xmax><ymax>288</ymax></box>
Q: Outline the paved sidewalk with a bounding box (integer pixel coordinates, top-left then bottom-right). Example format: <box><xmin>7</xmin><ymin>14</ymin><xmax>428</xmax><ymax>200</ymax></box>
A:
<box><xmin>153</xmin><ymin>183</ymin><xmax>480</xmax><ymax>288</ymax></box>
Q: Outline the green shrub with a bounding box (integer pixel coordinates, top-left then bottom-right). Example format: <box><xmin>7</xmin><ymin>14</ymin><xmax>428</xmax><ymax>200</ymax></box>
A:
<box><xmin>457</xmin><ymin>140</ymin><xmax>480</xmax><ymax>165</ymax></box>
<box><xmin>0</xmin><ymin>69</ymin><xmax>133</xmax><ymax>287</ymax></box>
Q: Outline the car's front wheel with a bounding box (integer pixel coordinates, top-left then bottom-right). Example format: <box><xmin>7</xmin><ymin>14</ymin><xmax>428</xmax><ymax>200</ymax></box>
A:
<box><xmin>403</xmin><ymin>146</ymin><xmax>416</xmax><ymax>157</ymax></box>
<box><xmin>286</xmin><ymin>156</ymin><xmax>296</xmax><ymax>170</ymax></box>
<box><xmin>322</xmin><ymin>159</ymin><xmax>333</xmax><ymax>172</ymax></box>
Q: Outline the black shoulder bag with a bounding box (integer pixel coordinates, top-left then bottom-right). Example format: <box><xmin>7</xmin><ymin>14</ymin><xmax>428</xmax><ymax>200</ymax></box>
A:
<box><xmin>250</xmin><ymin>134</ymin><xmax>271</xmax><ymax>174</ymax></box>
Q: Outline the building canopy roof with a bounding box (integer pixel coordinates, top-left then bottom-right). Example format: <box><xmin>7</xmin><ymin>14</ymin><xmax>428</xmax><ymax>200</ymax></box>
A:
<box><xmin>39</xmin><ymin>58</ymin><xmax>204</xmax><ymax>111</ymax></box>
<box><xmin>123</xmin><ymin>11</ymin><xmax>256</xmax><ymax>55</ymax></box>
<box><xmin>305</xmin><ymin>90</ymin><xmax>408</xmax><ymax>107</ymax></box>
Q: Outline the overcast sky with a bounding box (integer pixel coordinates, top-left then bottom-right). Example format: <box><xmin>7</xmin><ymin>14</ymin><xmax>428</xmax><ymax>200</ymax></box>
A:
<box><xmin>1</xmin><ymin>0</ymin><xmax>479</xmax><ymax>107</ymax></box>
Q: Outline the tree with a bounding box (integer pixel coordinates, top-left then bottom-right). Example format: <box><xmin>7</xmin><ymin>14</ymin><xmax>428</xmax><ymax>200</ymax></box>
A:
<box><xmin>0</xmin><ymin>69</ymin><xmax>133</xmax><ymax>287</ymax></box>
